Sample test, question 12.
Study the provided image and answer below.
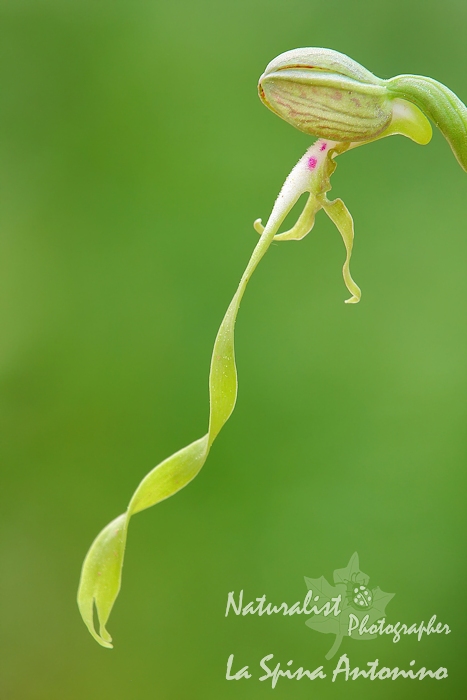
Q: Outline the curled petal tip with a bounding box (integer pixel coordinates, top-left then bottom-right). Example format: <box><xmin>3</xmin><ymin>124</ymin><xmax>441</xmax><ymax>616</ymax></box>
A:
<box><xmin>77</xmin><ymin>513</ymin><xmax>127</xmax><ymax>649</ymax></box>
<box><xmin>253</xmin><ymin>218</ymin><xmax>264</xmax><ymax>234</ymax></box>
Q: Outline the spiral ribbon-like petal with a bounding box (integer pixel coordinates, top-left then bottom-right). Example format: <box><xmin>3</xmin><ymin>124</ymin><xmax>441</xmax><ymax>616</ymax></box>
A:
<box><xmin>78</xmin><ymin>141</ymin><xmax>345</xmax><ymax>647</ymax></box>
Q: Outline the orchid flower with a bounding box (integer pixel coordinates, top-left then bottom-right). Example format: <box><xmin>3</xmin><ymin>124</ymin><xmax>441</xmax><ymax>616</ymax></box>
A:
<box><xmin>78</xmin><ymin>48</ymin><xmax>467</xmax><ymax>648</ymax></box>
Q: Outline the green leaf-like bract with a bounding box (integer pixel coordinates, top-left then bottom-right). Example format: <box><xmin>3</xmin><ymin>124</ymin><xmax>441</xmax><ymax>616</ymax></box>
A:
<box><xmin>387</xmin><ymin>74</ymin><xmax>467</xmax><ymax>171</ymax></box>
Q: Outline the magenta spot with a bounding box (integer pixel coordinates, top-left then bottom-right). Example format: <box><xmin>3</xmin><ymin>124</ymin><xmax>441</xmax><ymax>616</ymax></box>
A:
<box><xmin>308</xmin><ymin>156</ymin><xmax>318</xmax><ymax>170</ymax></box>
<box><xmin>320</xmin><ymin>142</ymin><xmax>327</xmax><ymax>151</ymax></box>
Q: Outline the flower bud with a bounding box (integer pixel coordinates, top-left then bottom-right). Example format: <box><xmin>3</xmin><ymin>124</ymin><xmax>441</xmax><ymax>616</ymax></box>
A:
<box><xmin>259</xmin><ymin>48</ymin><xmax>392</xmax><ymax>142</ymax></box>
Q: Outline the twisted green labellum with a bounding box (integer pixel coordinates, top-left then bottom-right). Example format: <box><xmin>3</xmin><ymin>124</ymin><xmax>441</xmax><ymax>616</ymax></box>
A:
<box><xmin>78</xmin><ymin>48</ymin><xmax>467</xmax><ymax>648</ymax></box>
<box><xmin>78</xmin><ymin>141</ymin><xmax>354</xmax><ymax>648</ymax></box>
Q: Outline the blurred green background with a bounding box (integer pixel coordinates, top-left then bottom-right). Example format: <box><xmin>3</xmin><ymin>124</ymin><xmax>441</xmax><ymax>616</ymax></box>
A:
<box><xmin>1</xmin><ymin>0</ymin><xmax>467</xmax><ymax>698</ymax></box>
